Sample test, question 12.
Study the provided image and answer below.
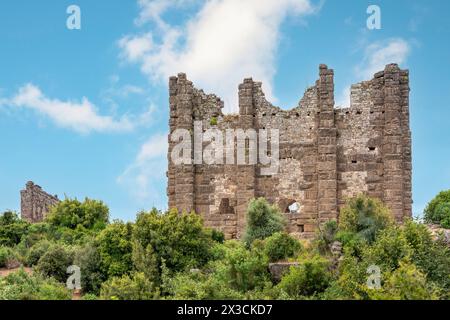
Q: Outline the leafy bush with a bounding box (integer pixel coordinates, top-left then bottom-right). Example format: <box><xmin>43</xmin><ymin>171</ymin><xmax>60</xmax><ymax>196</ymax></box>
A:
<box><xmin>0</xmin><ymin>211</ymin><xmax>29</xmax><ymax>247</ymax></box>
<box><xmin>366</xmin><ymin>261</ymin><xmax>440</xmax><ymax>300</ymax></box>
<box><xmin>339</xmin><ymin>195</ymin><xmax>393</xmax><ymax>243</ymax></box>
<box><xmin>73</xmin><ymin>242</ymin><xmax>105</xmax><ymax>294</ymax></box>
<box><xmin>100</xmin><ymin>272</ymin><xmax>159</xmax><ymax>300</ymax></box>
<box><xmin>214</xmin><ymin>241</ymin><xmax>271</xmax><ymax>292</ymax></box>
<box><xmin>0</xmin><ymin>269</ymin><xmax>71</xmax><ymax>300</ymax></box>
<box><xmin>424</xmin><ymin>190</ymin><xmax>450</xmax><ymax>227</ymax></box>
<box><xmin>244</xmin><ymin>198</ymin><xmax>286</xmax><ymax>247</ymax></box>
<box><xmin>315</xmin><ymin>220</ymin><xmax>339</xmax><ymax>254</ymax></box>
<box><xmin>46</xmin><ymin>198</ymin><xmax>109</xmax><ymax>230</ymax></box>
<box><xmin>26</xmin><ymin>239</ymin><xmax>52</xmax><ymax>266</ymax></box>
<box><xmin>96</xmin><ymin>221</ymin><xmax>133</xmax><ymax>279</ymax></box>
<box><xmin>133</xmin><ymin>209</ymin><xmax>214</xmax><ymax>274</ymax></box>
<box><xmin>264</xmin><ymin>232</ymin><xmax>302</xmax><ymax>262</ymax></box>
<box><xmin>35</xmin><ymin>244</ymin><xmax>73</xmax><ymax>283</ymax></box>
<box><xmin>0</xmin><ymin>246</ymin><xmax>18</xmax><ymax>268</ymax></box>
<box><xmin>210</xmin><ymin>117</ymin><xmax>218</xmax><ymax>126</ymax></box>
<box><xmin>276</xmin><ymin>255</ymin><xmax>331</xmax><ymax>298</ymax></box>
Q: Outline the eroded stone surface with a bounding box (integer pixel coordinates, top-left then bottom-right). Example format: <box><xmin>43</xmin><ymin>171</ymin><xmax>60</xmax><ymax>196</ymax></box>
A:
<box><xmin>167</xmin><ymin>64</ymin><xmax>412</xmax><ymax>239</ymax></box>
<box><xmin>20</xmin><ymin>181</ymin><xmax>60</xmax><ymax>223</ymax></box>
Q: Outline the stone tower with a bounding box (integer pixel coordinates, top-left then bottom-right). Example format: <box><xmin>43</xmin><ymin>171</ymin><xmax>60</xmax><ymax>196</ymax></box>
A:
<box><xmin>167</xmin><ymin>64</ymin><xmax>412</xmax><ymax>239</ymax></box>
<box><xmin>20</xmin><ymin>181</ymin><xmax>60</xmax><ymax>223</ymax></box>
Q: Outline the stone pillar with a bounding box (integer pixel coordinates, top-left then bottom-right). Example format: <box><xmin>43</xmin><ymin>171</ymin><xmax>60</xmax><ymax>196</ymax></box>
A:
<box><xmin>317</xmin><ymin>65</ymin><xmax>338</xmax><ymax>224</ymax></box>
<box><xmin>167</xmin><ymin>73</ymin><xmax>195</xmax><ymax>213</ymax></box>
<box><xmin>382</xmin><ymin>64</ymin><xmax>405</xmax><ymax>221</ymax></box>
<box><xmin>400</xmin><ymin>69</ymin><xmax>412</xmax><ymax>219</ymax></box>
<box><xmin>236</xmin><ymin>78</ymin><xmax>257</xmax><ymax>237</ymax></box>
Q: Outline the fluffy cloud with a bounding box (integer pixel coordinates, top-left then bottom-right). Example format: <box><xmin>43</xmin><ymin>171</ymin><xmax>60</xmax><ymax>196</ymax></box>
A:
<box><xmin>120</xmin><ymin>0</ymin><xmax>317</xmax><ymax>112</ymax></box>
<box><xmin>117</xmin><ymin>133</ymin><xmax>168</xmax><ymax>206</ymax></box>
<box><xmin>2</xmin><ymin>84</ymin><xmax>155</xmax><ymax>134</ymax></box>
<box><xmin>337</xmin><ymin>38</ymin><xmax>411</xmax><ymax>107</ymax></box>
<box><xmin>357</xmin><ymin>38</ymin><xmax>410</xmax><ymax>79</ymax></box>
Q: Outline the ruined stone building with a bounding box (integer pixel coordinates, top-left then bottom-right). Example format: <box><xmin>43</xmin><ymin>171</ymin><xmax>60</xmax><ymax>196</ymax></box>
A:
<box><xmin>21</xmin><ymin>181</ymin><xmax>60</xmax><ymax>223</ymax></box>
<box><xmin>167</xmin><ymin>64</ymin><xmax>412</xmax><ymax>239</ymax></box>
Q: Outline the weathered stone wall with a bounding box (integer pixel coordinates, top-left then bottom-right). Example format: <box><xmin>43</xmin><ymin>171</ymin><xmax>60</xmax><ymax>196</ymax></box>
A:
<box><xmin>167</xmin><ymin>64</ymin><xmax>412</xmax><ymax>239</ymax></box>
<box><xmin>20</xmin><ymin>181</ymin><xmax>60</xmax><ymax>223</ymax></box>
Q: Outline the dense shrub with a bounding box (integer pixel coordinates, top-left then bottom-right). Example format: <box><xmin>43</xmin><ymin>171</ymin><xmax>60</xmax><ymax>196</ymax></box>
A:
<box><xmin>100</xmin><ymin>272</ymin><xmax>159</xmax><ymax>300</ymax></box>
<box><xmin>35</xmin><ymin>244</ymin><xmax>73</xmax><ymax>283</ymax></box>
<box><xmin>424</xmin><ymin>190</ymin><xmax>450</xmax><ymax>227</ymax></box>
<box><xmin>244</xmin><ymin>198</ymin><xmax>286</xmax><ymax>247</ymax></box>
<box><xmin>26</xmin><ymin>239</ymin><xmax>52</xmax><ymax>266</ymax></box>
<box><xmin>366</xmin><ymin>261</ymin><xmax>440</xmax><ymax>300</ymax></box>
<box><xmin>46</xmin><ymin>198</ymin><xmax>109</xmax><ymax>230</ymax></box>
<box><xmin>0</xmin><ymin>269</ymin><xmax>71</xmax><ymax>300</ymax></box>
<box><xmin>339</xmin><ymin>195</ymin><xmax>393</xmax><ymax>243</ymax></box>
<box><xmin>277</xmin><ymin>255</ymin><xmax>332</xmax><ymax>298</ymax></box>
<box><xmin>0</xmin><ymin>246</ymin><xmax>17</xmax><ymax>268</ymax></box>
<box><xmin>0</xmin><ymin>211</ymin><xmax>29</xmax><ymax>247</ymax></box>
<box><xmin>73</xmin><ymin>242</ymin><xmax>105</xmax><ymax>294</ymax></box>
<box><xmin>96</xmin><ymin>221</ymin><xmax>133</xmax><ymax>279</ymax></box>
<box><xmin>133</xmin><ymin>209</ymin><xmax>214</xmax><ymax>274</ymax></box>
<box><xmin>264</xmin><ymin>232</ymin><xmax>302</xmax><ymax>262</ymax></box>
<box><xmin>315</xmin><ymin>220</ymin><xmax>339</xmax><ymax>254</ymax></box>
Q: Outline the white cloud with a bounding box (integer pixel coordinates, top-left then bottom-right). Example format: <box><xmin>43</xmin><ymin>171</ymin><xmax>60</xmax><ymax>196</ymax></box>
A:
<box><xmin>117</xmin><ymin>133</ymin><xmax>168</xmax><ymax>206</ymax></box>
<box><xmin>357</xmin><ymin>38</ymin><xmax>410</xmax><ymax>79</ymax></box>
<box><xmin>337</xmin><ymin>38</ymin><xmax>411</xmax><ymax>107</ymax></box>
<box><xmin>6</xmin><ymin>84</ymin><xmax>138</xmax><ymax>134</ymax></box>
<box><xmin>120</xmin><ymin>0</ymin><xmax>317</xmax><ymax>112</ymax></box>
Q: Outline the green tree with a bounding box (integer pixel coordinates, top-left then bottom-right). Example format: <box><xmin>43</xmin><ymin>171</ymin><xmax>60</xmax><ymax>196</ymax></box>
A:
<box><xmin>0</xmin><ymin>269</ymin><xmax>71</xmax><ymax>300</ymax></box>
<box><xmin>99</xmin><ymin>272</ymin><xmax>159</xmax><ymax>300</ymax></box>
<box><xmin>46</xmin><ymin>198</ymin><xmax>109</xmax><ymax>230</ymax></box>
<box><xmin>96</xmin><ymin>221</ymin><xmax>133</xmax><ymax>279</ymax></box>
<box><xmin>366</xmin><ymin>261</ymin><xmax>440</xmax><ymax>300</ymax></box>
<box><xmin>73</xmin><ymin>242</ymin><xmax>105</xmax><ymax>294</ymax></box>
<box><xmin>424</xmin><ymin>190</ymin><xmax>450</xmax><ymax>227</ymax></box>
<box><xmin>133</xmin><ymin>208</ymin><xmax>214</xmax><ymax>275</ymax></box>
<box><xmin>244</xmin><ymin>198</ymin><xmax>286</xmax><ymax>247</ymax></box>
<box><xmin>264</xmin><ymin>232</ymin><xmax>302</xmax><ymax>262</ymax></box>
<box><xmin>276</xmin><ymin>255</ymin><xmax>332</xmax><ymax>299</ymax></box>
<box><xmin>0</xmin><ymin>211</ymin><xmax>30</xmax><ymax>247</ymax></box>
<box><xmin>35</xmin><ymin>244</ymin><xmax>73</xmax><ymax>283</ymax></box>
<box><xmin>339</xmin><ymin>195</ymin><xmax>393</xmax><ymax>243</ymax></box>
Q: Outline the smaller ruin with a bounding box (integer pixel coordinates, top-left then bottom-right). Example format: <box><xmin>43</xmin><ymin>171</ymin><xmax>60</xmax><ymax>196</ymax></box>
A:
<box><xmin>20</xmin><ymin>181</ymin><xmax>60</xmax><ymax>223</ymax></box>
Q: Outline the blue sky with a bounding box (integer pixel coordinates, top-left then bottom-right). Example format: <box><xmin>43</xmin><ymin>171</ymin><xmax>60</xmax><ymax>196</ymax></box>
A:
<box><xmin>0</xmin><ymin>0</ymin><xmax>449</xmax><ymax>221</ymax></box>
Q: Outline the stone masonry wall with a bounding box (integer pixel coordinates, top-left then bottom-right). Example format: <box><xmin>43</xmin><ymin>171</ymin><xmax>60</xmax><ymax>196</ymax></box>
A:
<box><xmin>167</xmin><ymin>64</ymin><xmax>412</xmax><ymax>239</ymax></box>
<box><xmin>20</xmin><ymin>181</ymin><xmax>60</xmax><ymax>223</ymax></box>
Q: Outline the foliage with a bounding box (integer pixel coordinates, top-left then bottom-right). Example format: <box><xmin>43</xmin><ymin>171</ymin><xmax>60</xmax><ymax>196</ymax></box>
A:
<box><xmin>210</xmin><ymin>117</ymin><xmax>218</xmax><ymax>126</ymax></box>
<box><xmin>339</xmin><ymin>195</ymin><xmax>393</xmax><ymax>243</ymax></box>
<box><xmin>100</xmin><ymin>272</ymin><xmax>159</xmax><ymax>300</ymax></box>
<box><xmin>424</xmin><ymin>189</ymin><xmax>450</xmax><ymax>227</ymax></box>
<box><xmin>133</xmin><ymin>209</ymin><xmax>214</xmax><ymax>275</ymax></box>
<box><xmin>73</xmin><ymin>242</ymin><xmax>105</xmax><ymax>295</ymax></box>
<box><xmin>366</xmin><ymin>261</ymin><xmax>440</xmax><ymax>300</ymax></box>
<box><xmin>264</xmin><ymin>232</ymin><xmax>302</xmax><ymax>262</ymax></box>
<box><xmin>244</xmin><ymin>198</ymin><xmax>286</xmax><ymax>247</ymax></box>
<box><xmin>276</xmin><ymin>255</ymin><xmax>332</xmax><ymax>299</ymax></box>
<box><xmin>315</xmin><ymin>220</ymin><xmax>339</xmax><ymax>254</ymax></box>
<box><xmin>46</xmin><ymin>198</ymin><xmax>109</xmax><ymax>230</ymax></box>
<box><xmin>0</xmin><ymin>246</ymin><xmax>18</xmax><ymax>268</ymax></box>
<box><xmin>96</xmin><ymin>221</ymin><xmax>133</xmax><ymax>279</ymax></box>
<box><xmin>0</xmin><ymin>211</ymin><xmax>30</xmax><ymax>247</ymax></box>
<box><xmin>26</xmin><ymin>239</ymin><xmax>52</xmax><ymax>266</ymax></box>
<box><xmin>0</xmin><ymin>269</ymin><xmax>71</xmax><ymax>300</ymax></box>
<box><xmin>35</xmin><ymin>244</ymin><xmax>73</xmax><ymax>283</ymax></box>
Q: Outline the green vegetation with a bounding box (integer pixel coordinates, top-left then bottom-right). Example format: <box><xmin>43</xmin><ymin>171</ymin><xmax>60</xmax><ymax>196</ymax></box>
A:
<box><xmin>424</xmin><ymin>190</ymin><xmax>450</xmax><ymax>228</ymax></box>
<box><xmin>0</xmin><ymin>192</ymin><xmax>449</xmax><ymax>300</ymax></box>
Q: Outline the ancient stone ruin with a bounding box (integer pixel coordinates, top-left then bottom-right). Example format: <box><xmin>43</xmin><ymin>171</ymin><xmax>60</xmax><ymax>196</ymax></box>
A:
<box><xmin>167</xmin><ymin>63</ymin><xmax>412</xmax><ymax>240</ymax></box>
<box><xmin>20</xmin><ymin>181</ymin><xmax>60</xmax><ymax>223</ymax></box>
